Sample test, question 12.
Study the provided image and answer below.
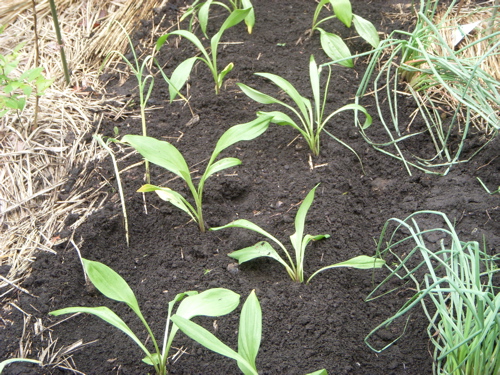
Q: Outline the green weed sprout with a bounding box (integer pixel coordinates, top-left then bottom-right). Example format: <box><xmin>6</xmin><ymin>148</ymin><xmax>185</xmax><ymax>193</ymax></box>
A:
<box><xmin>310</xmin><ymin>0</ymin><xmax>379</xmax><ymax>67</ymax></box>
<box><xmin>238</xmin><ymin>55</ymin><xmax>372</xmax><ymax>158</ymax></box>
<box><xmin>156</xmin><ymin>8</ymin><xmax>251</xmax><ymax>97</ymax></box>
<box><xmin>102</xmin><ymin>22</ymin><xmax>155</xmax><ymax>183</ymax></box>
<box><xmin>122</xmin><ymin>115</ymin><xmax>272</xmax><ymax>232</ymax></box>
<box><xmin>50</xmin><ymin>259</ymin><xmax>240</xmax><ymax>375</ymax></box>
<box><xmin>172</xmin><ymin>290</ymin><xmax>328</xmax><ymax>375</ymax></box>
<box><xmin>212</xmin><ymin>184</ymin><xmax>384</xmax><ymax>283</ymax></box>
<box><xmin>365</xmin><ymin>211</ymin><xmax>500</xmax><ymax>375</ymax></box>
<box><xmin>181</xmin><ymin>0</ymin><xmax>255</xmax><ymax>36</ymax></box>
<box><xmin>0</xmin><ymin>25</ymin><xmax>53</xmax><ymax>117</ymax></box>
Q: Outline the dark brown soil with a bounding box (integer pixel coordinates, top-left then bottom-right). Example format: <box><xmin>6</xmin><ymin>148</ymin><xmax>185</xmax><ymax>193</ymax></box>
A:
<box><xmin>2</xmin><ymin>1</ymin><xmax>500</xmax><ymax>374</ymax></box>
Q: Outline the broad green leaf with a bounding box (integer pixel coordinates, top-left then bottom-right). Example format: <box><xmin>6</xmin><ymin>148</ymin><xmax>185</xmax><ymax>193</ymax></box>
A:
<box><xmin>353</xmin><ymin>14</ymin><xmax>379</xmax><ymax>48</ymax></box>
<box><xmin>301</xmin><ymin>234</ymin><xmax>331</xmax><ymax>252</ymax></box>
<box><xmin>122</xmin><ymin>135</ymin><xmax>192</xmax><ymax>184</ymax></box>
<box><xmin>237</xmin><ymin>290</ymin><xmax>261</xmax><ymax>373</ymax></box>
<box><xmin>170</xmin><ymin>315</ymin><xmax>258</xmax><ymax>375</ymax></box>
<box><xmin>228</xmin><ymin>241</ymin><xmax>290</xmax><ymax>270</ymax></box>
<box><xmin>156</xmin><ymin>30</ymin><xmax>206</xmax><ymax>58</ymax></box>
<box><xmin>319</xmin><ymin>29</ymin><xmax>353</xmax><ymax>68</ymax></box>
<box><xmin>290</xmin><ymin>185</ymin><xmax>320</xmax><ymax>259</ymax></box>
<box><xmin>257</xmin><ymin>111</ymin><xmax>304</xmax><ymax>134</ymax></box>
<box><xmin>50</xmin><ymin>306</ymin><xmax>151</xmax><ymax>358</ymax></box>
<box><xmin>307</xmin><ymin>370</ymin><xmax>328</xmax><ymax>375</ymax></box>
<box><xmin>307</xmin><ymin>255</ymin><xmax>385</xmax><ymax>284</ymax></box>
<box><xmin>212</xmin><ymin>115</ymin><xmax>271</xmax><ymax>157</ymax></box>
<box><xmin>176</xmin><ymin>288</ymin><xmax>240</xmax><ymax>320</ymax></box>
<box><xmin>241</xmin><ymin>0</ymin><xmax>255</xmax><ymax>33</ymax></box>
<box><xmin>142</xmin><ymin>352</ymin><xmax>160</xmax><ymax>366</ymax></box>
<box><xmin>211</xmin><ymin>219</ymin><xmax>284</xmax><ymax>250</ymax></box>
<box><xmin>212</xmin><ymin>8</ymin><xmax>251</xmax><ymax>50</ymax></box>
<box><xmin>138</xmin><ymin>184</ymin><xmax>197</xmax><ymax>221</ymax></box>
<box><xmin>205</xmin><ymin>157</ymin><xmax>241</xmax><ymax>179</ymax></box>
<box><xmin>82</xmin><ymin>259</ymin><xmax>140</xmax><ymax>313</ymax></box>
<box><xmin>168</xmin><ymin>57</ymin><xmax>197</xmax><ymax>102</ymax></box>
<box><xmin>237</xmin><ymin>83</ymin><xmax>281</xmax><ymax>105</ymax></box>
<box><xmin>255</xmin><ymin>72</ymin><xmax>310</xmax><ymax>120</ymax></box>
<box><xmin>198</xmin><ymin>0</ymin><xmax>212</xmax><ymax>36</ymax></box>
<box><xmin>330</xmin><ymin>0</ymin><xmax>352</xmax><ymax>27</ymax></box>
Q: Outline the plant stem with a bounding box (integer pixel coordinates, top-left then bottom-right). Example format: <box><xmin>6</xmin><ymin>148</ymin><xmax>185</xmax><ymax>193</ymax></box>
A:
<box><xmin>48</xmin><ymin>0</ymin><xmax>70</xmax><ymax>85</ymax></box>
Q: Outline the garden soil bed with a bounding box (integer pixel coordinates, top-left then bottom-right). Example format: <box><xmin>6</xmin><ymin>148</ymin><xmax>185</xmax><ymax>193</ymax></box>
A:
<box><xmin>2</xmin><ymin>0</ymin><xmax>500</xmax><ymax>374</ymax></box>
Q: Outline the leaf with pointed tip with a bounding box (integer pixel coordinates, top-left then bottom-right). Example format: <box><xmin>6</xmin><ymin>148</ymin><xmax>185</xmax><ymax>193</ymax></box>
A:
<box><xmin>211</xmin><ymin>219</ymin><xmax>283</xmax><ymax>249</ymax></box>
<box><xmin>254</xmin><ymin>72</ymin><xmax>310</xmax><ymax>120</ymax></box>
<box><xmin>319</xmin><ymin>29</ymin><xmax>353</xmax><ymax>68</ymax></box>
<box><xmin>353</xmin><ymin>14</ymin><xmax>379</xmax><ymax>48</ymax></box>
<box><xmin>309</xmin><ymin>55</ymin><xmax>321</xmax><ymax>111</ymax></box>
<box><xmin>81</xmin><ymin>259</ymin><xmax>140</xmax><ymax>314</ymax></box>
<box><xmin>307</xmin><ymin>255</ymin><xmax>385</xmax><ymax>283</ymax></box>
<box><xmin>50</xmin><ymin>306</ymin><xmax>151</xmax><ymax>358</ymax></box>
<box><xmin>168</xmin><ymin>57</ymin><xmax>197</xmax><ymax>102</ymax></box>
<box><xmin>171</xmin><ymin>315</ymin><xmax>258</xmax><ymax>375</ymax></box>
<box><xmin>257</xmin><ymin>111</ymin><xmax>303</xmax><ymax>133</ymax></box>
<box><xmin>212</xmin><ymin>8</ymin><xmax>251</xmax><ymax>51</ymax></box>
<box><xmin>205</xmin><ymin>157</ymin><xmax>241</xmax><ymax>179</ymax></box>
<box><xmin>241</xmin><ymin>0</ymin><xmax>255</xmax><ymax>34</ymax></box>
<box><xmin>330</xmin><ymin>0</ymin><xmax>352</xmax><ymax>27</ymax></box>
<box><xmin>237</xmin><ymin>83</ymin><xmax>281</xmax><ymax>105</ymax></box>
<box><xmin>122</xmin><ymin>135</ymin><xmax>193</xmax><ymax>184</ymax></box>
<box><xmin>212</xmin><ymin>115</ymin><xmax>271</xmax><ymax>157</ymax></box>
<box><xmin>198</xmin><ymin>0</ymin><xmax>212</xmax><ymax>36</ymax></box>
<box><xmin>289</xmin><ymin>185</ymin><xmax>320</xmax><ymax>259</ymax></box>
<box><xmin>138</xmin><ymin>184</ymin><xmax>197</xmax><ymax>221</ymax></box>
<box><xmin>228</xmin><ymin>241</ymin><xmax>289</xmax><ymax>270</ymax></box>
<box><xmin>238</xmin><ymin>290</ymin><xmax>261</xmax><ymax>373</ymax></box>
<box><xmin>218</xmin><ymin>62</ymin><xmax>234</xmax><ymax>88</ymax></box>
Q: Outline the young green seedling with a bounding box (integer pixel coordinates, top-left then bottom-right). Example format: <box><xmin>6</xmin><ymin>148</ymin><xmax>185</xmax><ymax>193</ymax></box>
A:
<box><xmin>122</xmin><ymin>115</ymin><xmax>272</xmax><ymax>232</ymax></box>
<box><xmin>50</xmin><ymin>259</ymin><xmax>240</xmax><ymax>375</ymax></box>
<box><xmin>156</xmin><ymin>8</ymin><xmax>251</xmax><ymax>97</ymax></box>
<box><xmin>238</xmin><ymin>55</ymin><xmax>372</xmax><ymax>158</ymax></box>
<box><xmin>101</xmin><ymin>22</ymin><xmax>155</xmax><ymax>183</ymax></box>
<box><xmin>172</xmin><ymin>290</ymin><xmax>329</xmax><ymax>375</ymax></box>
<box><xmin>212</xmin><ymin>184</ymin><xmax>384</xmax><ymax>283</ymax></box>
<box><xmin>181</xmin><ymin>0</ymin><xmax>255</xmax><ymax>37</ymax></box>
<box><xmin>310</xmin><ymin>0</ymin><xmax>379</xmax><ymax>67</ymax></box>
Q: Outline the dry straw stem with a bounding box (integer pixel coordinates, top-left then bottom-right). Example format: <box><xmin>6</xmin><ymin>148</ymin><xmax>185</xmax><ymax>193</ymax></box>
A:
<box><xmin>0</xmin><ymin>0</ymin><xmax>163</xmax><ymax>303</ymax></box>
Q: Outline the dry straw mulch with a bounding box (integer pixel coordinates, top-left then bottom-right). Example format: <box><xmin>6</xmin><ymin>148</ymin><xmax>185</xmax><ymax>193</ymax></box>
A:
<box><xmin>0</xmin><ymin>0</ymin><xmax>164</xmax><ymax>303</ymax></box>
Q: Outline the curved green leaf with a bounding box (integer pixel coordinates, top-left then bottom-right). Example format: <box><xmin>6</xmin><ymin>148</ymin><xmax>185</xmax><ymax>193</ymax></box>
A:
<box><xmin>290</xmin><ymin>185</ymin><xmax>320</xmax><ymax>256</ymax></box>
<box><xmin>241</xmin><ymin>0</ymin><xmax>255</xmax><ymax>34</ymax></box>
<box><xmin>257</xmin><ymin>111</ymin><xmax>303</xmax><ymax>132</ymax></box>
<box><xmin>212</xmin><ymin>115</ymin><xmax>272</xmax><ymax>157</ymax></box>
<box><xmin>50</xmin><ymin>306</ymin><xmax>151</xmax><ymax>358</ymax></box>
<box><xmin>319</xmin><ymin>29</ymin><xmax>353</xmax><ymax>68</ymax></box>
<box><xmin>198</xmin><ymin>0</ymin><xmax>212</xmax><ymax>36</ymax></box>
<box><xmin>307</xmin><ymin>255</ymin><xmax>385</xmax><ymax>284</ymax></box>
<box><xmin>212</xmin><ymin>8</ymin><xmax>252</xmax><ymax>50</ymax></box>
<box><xmin>237</xmin><ymin>83</ymin><xmax>281</xmax><ymax>105</ymax></box>
<box><xmin>255</xmin><ymin>72</ymin><xmax>310</xmax><ymax>120</ymax></box>
<box><xmin>138</xmin><ymin>184</ymin><xmax>197</xmax><ymax>221</ymax></box>
<box><xmin>238</xmin><ymin>290</ymin><xmax>261</xmax><ymax>372</ymax></box>
<box><xmin>352</xmin><ymin>14</ymin><xmax>379</xmax><ymax>48</ymax></box>
<box><xmin>211</xmin><ymin>219</ymin><xmax>284</xmax><ymax>250</ymax></box>
<box><xmin>309</xmin><ymin>55</ymin><xmax>321</xmax><ymax>111</ymax></box>
<box><xmin>170</xmin><ymin>315</ymin><xmax>258</xmax><ymax>375</ymax></box>
<box><xmin>205</xmin><ymin>157</ymin><xmax>241</xmax><ymax>178</ymax></box>
<box><xmin>330</xmin><ymin>0</ymin><xmax>352</xmax><ymax>27</ymax></box>
<box><xmin>322</xmin><ymin>103</ymin><xmax>372</xmax><ymax>131</ymax></box>
<box><xmin>122</xmin><ymin>135</ymin><xmax>192</xmax><ymax>184</ymax></box>
<box><xmin>81</xmin><ymin>259</ymin><xmax>140</xmax><ymax>313</ymax></box>
<box><xmin>229</xmin><ymin>241</ymin><xmax>289</xmax><ymax>270</ymax></box>
<box><xmin>176</xmin><ymin>288</ymin><xmax>240</xmax><ymax>320</ymax></box>
<box><xmin>168</xmin><ymin>57</ymin><xmax>197</xmax><ymax>102</ymax></box>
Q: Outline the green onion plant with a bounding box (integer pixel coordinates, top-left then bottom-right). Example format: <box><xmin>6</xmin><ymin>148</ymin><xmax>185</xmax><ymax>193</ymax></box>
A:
<box><xmin>156</xmin><ymin>8</ymin><xmax>251</xmax><ymax>97</ymax></box>
<box><xmin>212</xmin><ymin>184</ymin><xmax>384</xmax><ymax>283</ymax></box>
<box><xmin>238</xmin><ymin>55</ymin><xmax>372</xmax><ymax>159</ymax></box>
<box><xmin>50</xmin><ymin>259</ymin><xmax>240</xmax><ymax>375</ymax></box>
<box><xmin>310</xmin><ymin>0</ymin><xmax>379</xmax><ymax>67</ymax></box>
<box><xmin>172</xmin><ymin>290</ymin><xmax>328</xmax><ymax>375</ymax></box>
<box><xmin>352</xmin><ymin>0</ymin><xmax>500</xmax><ymax>175</ymax></box>
<box><xmin>181</xmin><ymin>0</ymin><xmax>255</xmax><ymax>36</ymax></box>
<box><xmin>365</xmin><ymin>211</ymin><xmax>500</xmax><ymax>375</ymax></box>
<box><xmin>122</xmin><ymin>115</ymin><xmax>272</xmax><ymax>232</ymax></box>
